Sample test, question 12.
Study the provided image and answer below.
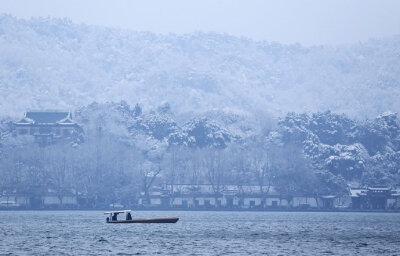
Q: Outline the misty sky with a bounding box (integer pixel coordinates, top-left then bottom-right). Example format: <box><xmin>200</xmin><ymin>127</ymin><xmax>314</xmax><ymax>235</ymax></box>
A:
<box><xmin>1</xmin><ymin>0</ymin><xmax>400</xmax><ymax>45</ymax></box>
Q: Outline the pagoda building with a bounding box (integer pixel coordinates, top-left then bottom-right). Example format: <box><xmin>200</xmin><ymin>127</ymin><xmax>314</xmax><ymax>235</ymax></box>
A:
<box><xmin>13</xmin><ymin>110</ymin><xmax>82</xmax><ymax>145</ymax></box>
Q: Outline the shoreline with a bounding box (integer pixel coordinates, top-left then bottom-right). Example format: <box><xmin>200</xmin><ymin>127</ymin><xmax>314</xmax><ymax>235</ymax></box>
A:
<box><xmin>1</xmin><ymin>208</ymin><xmax>399</xmax><ymax>213</ymax></box>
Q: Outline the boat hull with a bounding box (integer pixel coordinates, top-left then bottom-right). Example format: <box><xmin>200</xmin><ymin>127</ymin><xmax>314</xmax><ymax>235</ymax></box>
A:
<box><xmin>107</xmin><ymin>217</ymin><xmax>179</xmax><ymax>224</ymax></box>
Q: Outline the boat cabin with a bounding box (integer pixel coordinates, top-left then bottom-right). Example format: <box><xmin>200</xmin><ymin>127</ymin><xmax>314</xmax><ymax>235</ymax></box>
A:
<box><xmin>104</xmin><ymin>210</ymin><xmax>132</xmax><ymax>222</ymax></box>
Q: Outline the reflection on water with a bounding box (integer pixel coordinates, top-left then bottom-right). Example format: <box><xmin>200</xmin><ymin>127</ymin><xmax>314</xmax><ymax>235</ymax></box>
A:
<box><xmin>0</xmin><ymin>211</ymin><xmax>399</xmax><ymax>255</ymax></box>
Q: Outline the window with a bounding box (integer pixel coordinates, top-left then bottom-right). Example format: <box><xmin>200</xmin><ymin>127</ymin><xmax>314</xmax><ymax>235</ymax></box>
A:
<box><xmin>19</xmin><ymin>129</ymin><xmax>28</xmax><ymax>135</ymax></box>
<box><xmin>39</xmin><ymin>127</ymin><xmax>51</xmax><ymax>134</ymax></box>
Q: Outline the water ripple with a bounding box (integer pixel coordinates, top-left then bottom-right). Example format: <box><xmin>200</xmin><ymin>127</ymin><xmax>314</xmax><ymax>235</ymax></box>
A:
<box><xmin>0</xmin><ymin>211</ymin><xmax>399</xmax><ymax>255</ymax></box>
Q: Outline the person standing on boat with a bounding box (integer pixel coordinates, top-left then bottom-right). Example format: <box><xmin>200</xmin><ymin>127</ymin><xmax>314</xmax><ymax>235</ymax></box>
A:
<box><xmin>112</xmin><ymin>213</ymin><xmax>117</xmax><ymax>221</ymax></box>
<box><xmin>126</xmin><ymin>212</ymin><xmax>132</xmax><ymax>220</ymax></box>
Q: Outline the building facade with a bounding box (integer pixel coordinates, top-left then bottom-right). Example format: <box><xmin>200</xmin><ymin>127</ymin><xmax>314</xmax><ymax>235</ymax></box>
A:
<box><xmin>13</xmin><ymin>110</ymin><xmax>82</xmax><ymax>145</ymax></box>
<box><xmin>350</xmin><ymin>187</ymin><xmax>400</xmax><ymax>210</ymax></box>
<box><xmin>0</xmin><ymin>194</ymin><xmax>78</xmax><ymax>208</ymax></box>
<box><xmin>138</xmin><ymin>184</ymin><xmax>349</xmax><ymax>210</ymax></box>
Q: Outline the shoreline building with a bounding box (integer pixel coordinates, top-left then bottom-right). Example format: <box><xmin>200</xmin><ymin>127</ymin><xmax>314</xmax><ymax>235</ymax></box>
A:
<box><xmin>13</xmin><ymin>110</ymin><xmax>82</xmax><ymax>145</ymax></box>
<box><xmin>350</xmin><ymin>187</ymin><xmax>400</xmax><ymax>210</ymax></box>
<box><xmin>138</xmin><ymin>184</ymin><xmax>350</xmax><ymax>210</ymax></box>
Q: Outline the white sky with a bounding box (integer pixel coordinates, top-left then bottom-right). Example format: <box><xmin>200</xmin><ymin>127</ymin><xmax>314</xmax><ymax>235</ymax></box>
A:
<box><xmin>1</xmin><ymin>0</ymin><xmax>400</xmax><ymax>46</ymax></box>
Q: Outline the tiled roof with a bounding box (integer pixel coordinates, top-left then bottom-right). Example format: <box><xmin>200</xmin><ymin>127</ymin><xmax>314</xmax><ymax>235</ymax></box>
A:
<box><xmin>350</xmin><ymin>188</ymin><xmax>366</xmax><ymax>197</ymax></box>
<box><xmin>24</xmin><ymin>111</ymin><xmax>71</xmax><ymax>124</ymax></box>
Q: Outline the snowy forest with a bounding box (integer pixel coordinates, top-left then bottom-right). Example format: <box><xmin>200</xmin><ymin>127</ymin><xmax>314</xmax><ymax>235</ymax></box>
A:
<box><xmin>1</xmin><ymin>101</ymin><xmax>399</xmax><ymax>207</ymax></box>
<box><xmin>0</xmin><ymin>15</ymin><xmax>400</xmax><ymax>118</ymax></box>
<box><xmin>0</xmin><ymin>15</ymin><xmax>400</xmax><ymax>207</ymax></box>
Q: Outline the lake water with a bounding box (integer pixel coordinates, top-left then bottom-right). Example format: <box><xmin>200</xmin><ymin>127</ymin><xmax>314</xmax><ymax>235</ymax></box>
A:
<box><xmin>0</xmin><ymin>211</ymin><xmax>399</xmax><ymax>255</ymax></box>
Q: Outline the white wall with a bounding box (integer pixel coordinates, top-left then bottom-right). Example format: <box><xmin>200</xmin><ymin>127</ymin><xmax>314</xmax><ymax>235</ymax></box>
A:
<box><xmin>43</xmin><ymin>196</ymin><xmax>77</xmax><ymax>205</ymax></box>
<box><xmin>292</xmin><ymin>197</ymin><xmax>318</xmax><ymax>207</ymax></box>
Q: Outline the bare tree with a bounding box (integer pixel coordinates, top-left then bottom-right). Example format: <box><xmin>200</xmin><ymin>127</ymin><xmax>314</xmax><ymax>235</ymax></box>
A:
<box><xmin>244</xmin><ymin>137</ymin><xmax>278</xmax><ymax>207</ymax></box>
<box><xmin>273</xmin><ymin>143</ymin><xmax>318</xmax><ymax>207</ymax></box>
<box><xmin>203</xmin><ymin>148</ymin><xmax>227</xmax><ymax>207</ymax></box>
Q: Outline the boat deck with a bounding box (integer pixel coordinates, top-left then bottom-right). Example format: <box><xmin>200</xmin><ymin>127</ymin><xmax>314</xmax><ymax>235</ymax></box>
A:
<box><xmin>107</xmin><ymin>217</ymin><xmax>179</xmax><ymax>223</ymax></box>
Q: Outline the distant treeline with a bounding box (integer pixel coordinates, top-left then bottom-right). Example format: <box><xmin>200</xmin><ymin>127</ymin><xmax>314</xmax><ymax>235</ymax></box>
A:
<box><xmin>0</xmin><ymin>102</ymin><xmax>399</xmax><ymax>207</ymax></box>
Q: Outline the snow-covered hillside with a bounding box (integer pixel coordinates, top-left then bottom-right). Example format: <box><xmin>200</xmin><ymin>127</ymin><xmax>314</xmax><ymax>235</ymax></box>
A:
<box><xmin>0</xmin><ymin>15</ymin><xmax>399</xmax><ymax>117</ymax></box>
<box><xmin>276</xmin><ymin>111</ymin><xmax>400</xmax><ymax>185</ymax></box>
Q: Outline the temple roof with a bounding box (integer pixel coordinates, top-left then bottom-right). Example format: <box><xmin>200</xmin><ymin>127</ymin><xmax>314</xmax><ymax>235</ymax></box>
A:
<box><xmin>17</xmin><ymin>111</ymin><xmax>75</xmax><ymax>124</ymax></box>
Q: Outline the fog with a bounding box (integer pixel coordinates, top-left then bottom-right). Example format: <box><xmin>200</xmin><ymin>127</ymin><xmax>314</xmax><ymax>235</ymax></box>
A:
<box><xmin>1</xmin><ymin>0</ymin><xmax>400</xmax><ymax>45</ymax></box>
